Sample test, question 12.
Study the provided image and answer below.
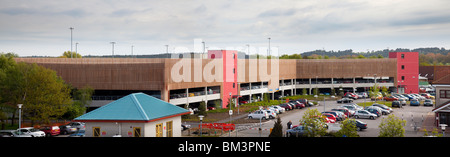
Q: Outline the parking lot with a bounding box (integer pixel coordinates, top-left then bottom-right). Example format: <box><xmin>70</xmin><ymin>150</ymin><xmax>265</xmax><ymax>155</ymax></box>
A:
<box><xmin>233</xmin><ymin>99</ymin><xmax>436</xmax><ymax>137</ymax></box>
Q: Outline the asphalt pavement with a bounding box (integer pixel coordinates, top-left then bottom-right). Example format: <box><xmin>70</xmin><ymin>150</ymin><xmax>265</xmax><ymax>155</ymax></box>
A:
<box><xmin>229</xmin><ymin>99</ymin><xmax>437</xmax><ymax>137</ymax></box>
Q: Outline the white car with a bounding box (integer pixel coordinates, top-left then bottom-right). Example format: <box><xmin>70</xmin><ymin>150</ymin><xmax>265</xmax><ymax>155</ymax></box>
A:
<box><xmin>266</xmin><ymin>107</ymin><xmax>279</xmax><ymax>114</ymax></box>
<box><xmin>248</xmin><ymin>110</ymin><xmax>269</xmax><ymax>120</ymax></box>
<box><xmin>271</xmin><ymin>105</ymin><xmax>285</xmax><ymax>113</ymax></box>
<box><xmin>17</xmin><ymin>127</ymin><xmax>45</xmax><ymax>137</ymax></box>
<box><xmin>264</xmin><ymin>110</ymin><xmax>277</xmax><ymax>119</ymax></box>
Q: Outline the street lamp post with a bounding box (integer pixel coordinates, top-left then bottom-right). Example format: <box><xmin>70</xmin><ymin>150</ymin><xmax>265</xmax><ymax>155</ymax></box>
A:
<box><xmin>440</xmin><ymin>124</ymin><xmax>447</xmax><ymax>137</ymax></box>
<box><xmin>198</xmin><ymin>115</ymin><xmax>204</xmax><ymax>136</ymax></box>
<box><xmin>268</xmin><ymin>37</ymin><xmax>271</xmax><ymax>57</ymax></box>
<box><xmin>110</xmin><ymin>42</ymin><xmax>116</xmax><ymax>59</ymax></box>
<box><xmin>75</xmin><ymin>42</ymin><xmax>79</xmax><ymax>57</ymax></box>
<box><xmin>69</xmin><ymin>27</ymin><xmax>74</xmax><ymax>58</ymax></box>
<box><xmin>17</xmin><ymin>104</ymin><xmax>23</xmax><ymax>131</ymax></box>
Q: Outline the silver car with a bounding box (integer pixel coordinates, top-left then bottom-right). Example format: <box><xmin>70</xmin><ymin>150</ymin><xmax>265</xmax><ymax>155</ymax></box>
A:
<box><xmin>354</xmin><ymin>110</ymin><xmax>377</xmax><ymax>120</ymax></box>
<box><xmin>0</xmin><ymin>130</ymin><xmax>32</xmax><ymax>137</ymax></box>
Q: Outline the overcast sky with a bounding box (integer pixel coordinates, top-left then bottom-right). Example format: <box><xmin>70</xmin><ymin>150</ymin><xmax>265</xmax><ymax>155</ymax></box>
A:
<box><xmin>2</xmin><ymin>0</ymin><xmax>450</xmax><ymax>57</ymax></box>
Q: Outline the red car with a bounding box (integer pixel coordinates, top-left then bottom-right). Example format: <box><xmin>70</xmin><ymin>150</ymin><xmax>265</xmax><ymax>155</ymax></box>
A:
<box><xmin>383</xmin><ymin>96</ymin><xmax>398</xmax><ymax>101</ymax></box>
<box><xmin>39</xmin><ymin>126</ymin><xmax>60</xmax><ymax>137</ymax></box>
<box><xmin>279</xmin><ymin>103</ymin><xmax>293</xmax><ymax>111</ymax></box>
<box><xmin>344</xmin><ymin>92</ymin><xmax>358</xmax><ymax>99</ymax></box>
<box><xmin>289</xmin><ymin>101</ymin><xmax>305</xmax><ymax>109</ymax></box>
<box><xmin>322</xmin><ymin>113</ymin><xmax>337</xmax><ymax>123</ymax></box>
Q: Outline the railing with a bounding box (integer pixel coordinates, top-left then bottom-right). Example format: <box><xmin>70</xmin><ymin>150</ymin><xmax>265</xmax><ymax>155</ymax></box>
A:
<box><xmin>170</xmin><ymin>89</ymin><xmax>220</xmax><ymax>99</ymax></box>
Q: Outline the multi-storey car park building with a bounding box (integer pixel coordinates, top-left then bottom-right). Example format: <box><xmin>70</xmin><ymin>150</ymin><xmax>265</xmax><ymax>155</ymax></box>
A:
<box><xmin>14</xmin><ymin>51</ymin><xmax>418</xmax><ymax>110</ymax></box>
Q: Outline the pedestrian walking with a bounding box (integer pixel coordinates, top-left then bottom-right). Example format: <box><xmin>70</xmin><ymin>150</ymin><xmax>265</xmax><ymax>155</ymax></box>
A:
<box><xmin>287</xmin><ymin>120</ymin><xmax>292</xmax><ymax>129</ymax></box>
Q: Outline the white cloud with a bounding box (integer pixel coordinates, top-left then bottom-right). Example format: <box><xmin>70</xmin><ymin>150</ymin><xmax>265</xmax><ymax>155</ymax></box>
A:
<box><xmin>1</xmin><ymin>0</ymin><xmax>450</xmax><ymax>56</ymax></box>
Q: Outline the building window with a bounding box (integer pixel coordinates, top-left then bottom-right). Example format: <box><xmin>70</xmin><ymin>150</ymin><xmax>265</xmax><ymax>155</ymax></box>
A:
<box><xmin>233</xmin><ymin>68</ymin><xmax>235</xmax><ymax>74</ymax></box>
<box><xmin>156</xmin><ymin>123</ymin><xmax>163</xmax><ymax>137</ymax></box>
<box><xmin>401</xmin><ymin>54</ymin><xmax>405</xmax><ymax>59</ymax></box>
<box><xmin>233</xmin><ymin>53</ymin><xmax>235</xmax><ymax>59</ymax></box>
<box><xmin>401</xmin><ymin>65</ymin><xmax>405</xmax><ymax>70</ymax></box>
<box><xmin>233</xmin><ymin>83</ymin><xmax>235</xmax><ymax>88</ymax></box>
<box><xmin>401</xmin><ymin>76</ymin><xmax>405</xmax><ymax>80</ymax></box>
<box><xmin>440</xmin><ymin>90</ymin><xmax>450</xmax><ymax>99</ymax></box>
<box><xmin>166</xmin><ymin>121</ymin><xmax>173</xmax><ymax>137</ymax></box>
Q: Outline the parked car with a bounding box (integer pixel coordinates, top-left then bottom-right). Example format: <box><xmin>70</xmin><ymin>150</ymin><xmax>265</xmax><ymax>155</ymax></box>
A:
<box><xmin>372</xmin><ymin>104</ymin><xmax>392</xmax><ymax>114</ymax></box>
<box><xmin>420</xmin><ymin>93</ymin><xmax>435</xmax><ymax>99</ymax></box>
<box><xmin>181</xmin><ymin>123</ymin><xmax>191</xmax><ymax>130</ymax></box>
<box><xmin>68</xmin><ymin>129</ymin><xmax>85</xmax><ymax>137</ymax></box>
<box><xmin>331</xmin><ymin>108</ymin><xmax>352</xmax><ymax>117</ymax></box>
<box><xmin>322</xmin><ymin>111</ymin><xmax>345</xmax><ymax>121</ymax></box>
<box><xmin>59</xmin><ymin>125</ymin><xmax>77</xmax><ymax>135</ymax></box>
<box><xmin>423</xmin><ymin>99</ymin><xmax>433</xmax><ymax>107</ymax></box>
<box><xmin>286</xmin><ymin>125</ymin><xmax>308</xmax><ymax>137</ymax></box>
<box><xmin>39</xmin><ymin>125</ymin><xmax>60</xmax><ymax>137</ymax></box>
<box><xmin>68</xmin><ymin>122</ymin><xmax>85</xmax><ymax>130</ymax></box>
<box><xmin>17</xmin><ymin>127</ymin><xmax>45</xmax><ymax>137</ymax></box>
<box><xmin>383</xmin><ymin>96</ymin><xmax>398</xmax><ymax>101</ymax></box>
<box><xmin>391</xmin><ymin>101</ymin><xmax>402</xmax><ymax>108</ymax></box>
<box><xmin>337</xmin><ymin>98</ymin><xmax>353</xmax><ymax>103</ymax></box>
<box><xmin>353</xmin><ymin>120</ymin><xmax>368</xmax><ymax>131</ymax></box>
<box><xmin>279</xmin><ymin>103</ymin><xmax>293</xmax><ymax>111</ymax></box>
<box><xmin>271</xmin><ymin>105</ymin><xmax>285</xmax><ymax>113</ymax></box>
<box><xmin>411</xmin><ymin>94</ymin><xmax>426</xmax><ymax>100</ymax></box>
<box><xmin>344</xmin><ymin>92</ymin><xmax>358</xmax><ymax>100</ymax></box>
<box><xmin>296</xmin><ymin>99</ymin><xmax>311</xmax><ymax>107</ymax></box>
<box><xmin>410</xmin><ymin>99</ymin><xmax>420</xmax><ymax>106</ymax></box>
<box><xmin>289</xmin><ymin>100</ymin><xmax>305</xmax><ymax>109</ymax></box>
<box><xmin>265</xmin><ymin>110</ymin><xmax>277</xmax><ymax>119</ymax></box>
<box><xmin>357</xmin><ymin>92</ymin><xmax>368</xmax><ymax>99</ymax></box>
<box><xmin>248</xmin><ymin>110</ymin><xmax>269</xmax><ymax>120</ymax></box>
<box><xmin>207</xmin><ymin>106</ymin><xmax>216</xmax><ymax>111</ymax></box>
<box><xmin>354</xmin><ymin>110</ymin><xmax>377</xmax><ymax>120</ymax></box>
<box><xmin>398</xmin><ymin>98</ymin><xmax>407</xmax><ymax>106</ymax></box>
<box><xmin>341</xmin><ymin>104</ymin><xmax>363</xmax><ymax>111</ymax></box>
<box><xmin>364</xmin><ymin>106</ymin><xmax>382</xmax><ymax>117</ymax></box>
<box><xmin>266</xmin><ymin>107</ymin><xmax>280</xmax><ymax>114</ymax></box>
<box><xmin>322</xmin><ymin>113</ymin><xmax>337</xmax><ymax>123</ymax></box>
<box><xmin>0</xmin><ymin>130</ymin><xmax>32</xmax><ymax>137</ymax></box>
<box><xmin>401</xmin><ymin>94</ymin><xmax>415</xmax><ymax>100</ymax></box>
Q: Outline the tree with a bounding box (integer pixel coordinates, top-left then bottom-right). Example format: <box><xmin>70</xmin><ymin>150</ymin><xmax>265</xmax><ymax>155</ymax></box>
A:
<box><xmin>62</xmin><ymin>86</ymin><xmax>94</xmax><ymax>120</ymax></box>
<box><xmin>269</xmin><ymin>116</ymin><xmax>283</xmax><ymax>137</ymax></box>
<box><xmin>313</xmin><ymin>88</ymin><xmax>318</xmax><ymax>96</ymax></box>
<box><xmin>300</xmin><ymin>109</ymin><xmax>327</xmax><ymax>137</ymax></box>
<box><xmin>60</xmin><ymin>51</ymin><xmax>82</xmax><ymax>58</ymax></box>
<box><xmin>73</xmin><ymin>86</ymin><xmax>94</xmax><ymax>109</ymax></box>
<box><xmin>378</xmin><ymin>114</ymin><xmax>406</xmax><ymax>137</ymax></box>
<box><xmin>381</xmin><ymin>86</ymin><xmax>388</xmax><ymax>97</ymax></box>
<box><xmin>335</xmin><ymin>119</ymin><xmax>359</xmax><ymax>137</ymax></box>
<box><xmin>198</xmin><ymin>101</ymin><xmax>207</xmax><ymax>116</ymax></box>
<box><xmin>369</xmin><ymin>84</ymin><xmax>379</xmax><ymax>98</ymax></box>
<box><xmin>0</xmin><ymin>60</ymin><xmax>72</xmax><ymax>126</ymax></box>
<box><xmin>19</xmin><ymin>63</ymin><xmax>72</xmax><ymax>125</ymax></box>
<box><xmin>263</xmin><ymin>93</ymin><xmax>270</xmax><ymax>102</ymax></box>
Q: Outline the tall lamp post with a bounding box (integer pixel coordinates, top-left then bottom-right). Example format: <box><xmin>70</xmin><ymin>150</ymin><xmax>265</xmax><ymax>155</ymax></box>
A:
<box><xmin>69</xmin><ymin>27</ymin><xmax>74</xmax><ymax>58</ymax></box>
<box><xmin>17</xmin><ymin>104</ymin><xmax>23</xmax><ymax>130</ymax></box>
<box><xmin>110</xmin><ymin>42</ymin><xmax>116</xmax><ymax>59</ymax></box>
<box><xmin>440</xmin><ymin>124</ymin><xmax>447</xmax><ymax>137</ymax></box>
<box><xmin>198</xmin><ymin>115</ymin><xmax>204</xmax><ymax>137</ymax></box>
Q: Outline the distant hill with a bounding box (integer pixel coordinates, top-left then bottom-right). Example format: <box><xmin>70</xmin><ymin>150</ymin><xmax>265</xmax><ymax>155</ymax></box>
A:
<box><xmin>301</xmin><ymin>47</ymin><xmax>450</xmax><ymax>58</ymax></box>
